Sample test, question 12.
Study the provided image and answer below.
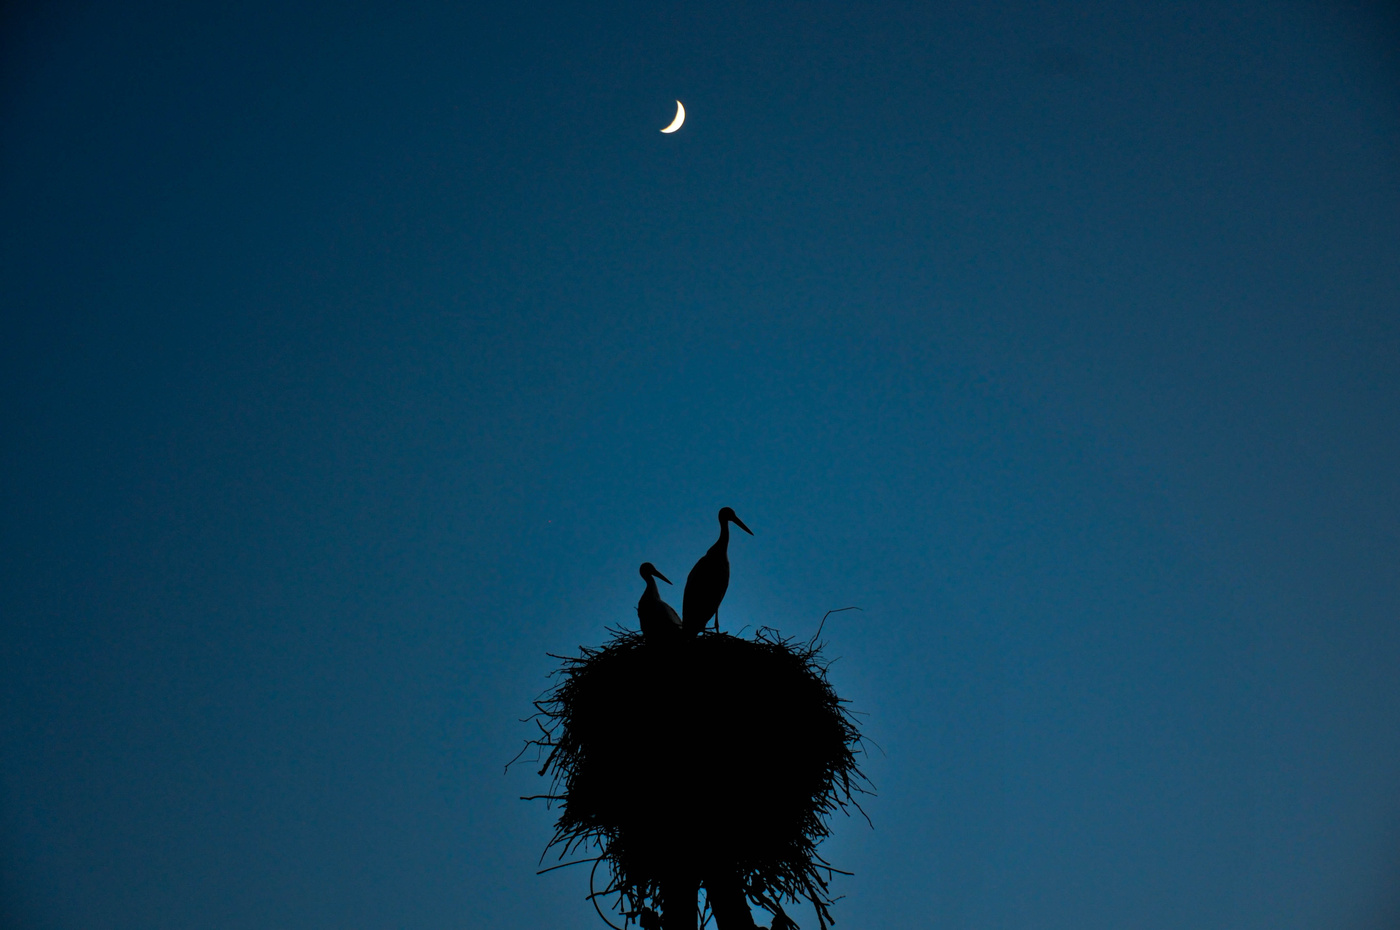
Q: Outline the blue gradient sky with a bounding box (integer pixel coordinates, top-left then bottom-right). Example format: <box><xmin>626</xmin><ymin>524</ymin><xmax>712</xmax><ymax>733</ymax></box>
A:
<box><xmin>3</xmin><ymin>2</ymin><xmax>1399</xmax><ymax>927</ymax></box>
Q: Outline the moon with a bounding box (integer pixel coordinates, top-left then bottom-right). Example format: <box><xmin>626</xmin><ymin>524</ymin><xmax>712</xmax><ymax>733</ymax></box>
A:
<box><xmin>660</xmin><ymin>100</ymin><xmax>685</xmax><ymax>133</ymax></box>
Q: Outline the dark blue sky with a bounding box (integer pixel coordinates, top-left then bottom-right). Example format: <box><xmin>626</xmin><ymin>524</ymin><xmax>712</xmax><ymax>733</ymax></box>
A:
<box><xmin>3</xmin><ymin>1</ymin><xmax>1399</xmax><ymax>927</ymax></box>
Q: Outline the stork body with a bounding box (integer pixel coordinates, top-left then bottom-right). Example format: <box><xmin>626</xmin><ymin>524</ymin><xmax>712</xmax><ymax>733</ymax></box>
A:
<box><xmin>637</xmin><ymin>563</ymin><xmax>682</xmax><ymax>642</ymax></box>
<box><xmin>682</xmin><ymin>507</ymin><xmax>753</xmax><ymax>636</ymax></box>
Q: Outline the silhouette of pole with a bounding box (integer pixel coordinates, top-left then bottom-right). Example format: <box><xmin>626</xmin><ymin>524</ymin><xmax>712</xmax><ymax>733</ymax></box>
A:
<box><xmin>660</xmin><ymin>873</ymin><xmax>699</xmax><ymax>930</ymax></box>
<box><xmin>659</xmin><ymin>871</ymin><xmax>757</xmax><ymax>930</ymax></box>
<box><xmin>704</xmin><ymin>872</ymin><xmax>759</xmax><ymax>929</ymax></box>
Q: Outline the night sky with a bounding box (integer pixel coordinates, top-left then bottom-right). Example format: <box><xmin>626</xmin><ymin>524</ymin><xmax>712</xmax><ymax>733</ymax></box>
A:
<box><xmin>3</xmin><ymin>2</ymin><xmax>1400</xmax><ymax>928</ymax></box>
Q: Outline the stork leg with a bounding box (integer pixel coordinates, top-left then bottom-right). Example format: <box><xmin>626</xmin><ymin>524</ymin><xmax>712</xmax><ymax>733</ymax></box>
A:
<box><xmin>713</xmin><ymin>607</ymin><xmax>720</xmax><ymax>633</ymax></box>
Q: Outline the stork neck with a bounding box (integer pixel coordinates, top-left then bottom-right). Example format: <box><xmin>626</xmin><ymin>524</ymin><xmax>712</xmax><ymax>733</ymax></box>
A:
<box><xmin>643</xmin><ymin>575</ymin><xmax>659</xmax><ymax>598</ymax></box>
<box><xmin>716</xmin><ymin>519</ymin><xmax>730</xmax><ymax>550</ymax></box>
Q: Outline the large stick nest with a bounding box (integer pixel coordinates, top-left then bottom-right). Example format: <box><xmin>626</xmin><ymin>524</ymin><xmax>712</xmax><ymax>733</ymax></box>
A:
<box><xmin>519</xmin><ymin>627</ymin><xmax>871</xmax><ymax>929</ymax></box>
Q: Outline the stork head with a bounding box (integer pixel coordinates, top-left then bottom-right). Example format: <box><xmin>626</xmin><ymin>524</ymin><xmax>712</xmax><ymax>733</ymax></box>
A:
<box><xmin>639</xmin><ymin>562</ymin><xmax>672</xmax><ymax>584</ymax></box>
<box><xmin>719</xmin><ymin>507</ymin><xmax>753</xmax><ymax>535</ymax></box>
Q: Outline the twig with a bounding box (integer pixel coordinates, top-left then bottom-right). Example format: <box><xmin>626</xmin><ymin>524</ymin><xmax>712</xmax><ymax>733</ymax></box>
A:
<box><xmin>589</xmin><ymin>859</ymin><xmax>626</xmax><ymax>930</ymax></box>
<box><xmin>807</xmin><ymin>607</ymin><xmax>862</xmax><ymax>648</ymax></box>
<box><xmin>538</xmin><ymin>857</ymin><xmax>602</xmax><ymax>875</ymax></box>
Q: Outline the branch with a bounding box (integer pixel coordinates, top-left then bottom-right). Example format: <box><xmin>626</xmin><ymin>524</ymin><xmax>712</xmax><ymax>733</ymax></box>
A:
<box><xmin>807</xmin><ymin>607</ymin><xmax>862</xmax><ymax>648</ymax></box>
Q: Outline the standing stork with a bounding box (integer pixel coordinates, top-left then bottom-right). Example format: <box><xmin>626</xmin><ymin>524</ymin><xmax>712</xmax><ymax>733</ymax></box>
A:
<box><xmin>637</xmin><ymin>563</ymin><xmax>682</xmax><ymax>642</ymax></box>
<box><xmin>682</xmin><ymin>507</ymin><xmax>753</xmax><ymax>636</ymax></box>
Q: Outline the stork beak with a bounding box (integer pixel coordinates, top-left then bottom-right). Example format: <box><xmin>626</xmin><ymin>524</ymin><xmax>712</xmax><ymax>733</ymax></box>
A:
<box><xmin>653</xmin><ymin>569</ymin><xmax>672</xmax><ymax>585</ymax></box>
<box><xmin>731</xmin><ymin>515</ymin><xmax>753</xmax><ymax>535</ymax></box>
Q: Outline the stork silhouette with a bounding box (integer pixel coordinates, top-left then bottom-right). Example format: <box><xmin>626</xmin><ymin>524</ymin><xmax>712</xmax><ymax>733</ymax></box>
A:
<box><xmin>681</xmin><ymin>507</ymin><xmax>753</xmax><ymax>636</ymax></box>
<box><xmin>636</xmin><ymin>562</ymin><xmax>682</xmax><ymax>642</ymax></box>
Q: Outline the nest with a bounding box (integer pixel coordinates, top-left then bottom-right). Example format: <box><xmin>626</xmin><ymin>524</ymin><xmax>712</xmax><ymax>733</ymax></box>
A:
<box><xmin>518</xmin><ymin>627</ymin><xmax>870</xmax><ymax>929</ymax></box>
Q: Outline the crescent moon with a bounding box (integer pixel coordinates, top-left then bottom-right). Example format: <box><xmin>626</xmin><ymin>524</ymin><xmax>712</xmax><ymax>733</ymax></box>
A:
<box><xmin>660</xmin><ymin>100</ymin><xmax>685</xmax><ymax>133</ymax></box>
